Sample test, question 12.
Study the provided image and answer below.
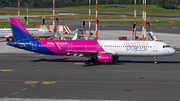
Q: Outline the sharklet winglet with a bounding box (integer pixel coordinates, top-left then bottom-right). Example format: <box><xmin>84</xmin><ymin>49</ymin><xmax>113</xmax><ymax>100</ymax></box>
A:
<box><xmin>53</xmin><ymin>41</ymin><xmax>63</xmax><ymax>51</ymax></box>
<box><xmin>83</xmin><ymin>34</ymin><xmax>88</xmax><ymax>40</ymax></box>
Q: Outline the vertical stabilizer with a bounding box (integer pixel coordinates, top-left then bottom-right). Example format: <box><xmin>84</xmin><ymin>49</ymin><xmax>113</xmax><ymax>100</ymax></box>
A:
<box><xmin>9</xmin><ymin>17</ymin><xmax>34</xmax><ymax>41</ymax></box>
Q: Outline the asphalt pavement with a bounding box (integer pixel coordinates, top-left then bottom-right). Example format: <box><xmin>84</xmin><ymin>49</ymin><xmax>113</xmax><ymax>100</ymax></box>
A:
<box><xmin>0</xmin><ymin>14</ymin><xmax>180</xmax><ymax>101</ymax></box>
<box><xmin>0</xmin><ymin>30</ymin><xmax>180</xmax><ymax>101</ymax></box>
<box><xmin>0</xmin><ymin>53</ymin><xmax>180</xmax><ymax>101</ymax></box>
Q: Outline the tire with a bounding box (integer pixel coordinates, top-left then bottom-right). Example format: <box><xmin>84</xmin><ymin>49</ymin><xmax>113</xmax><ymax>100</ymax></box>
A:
<box><xmin>91</xmin><ymin>58</ymin><xmax>96</xmax><ymax>62</ymax></box>
<box><xmin>85</xmin><ymin>60</ymin><xmax>90</xmax><ymax>64</ymax></box>
<box><xmin>6</xmin><ymin>38</ymin><xmax>10</xmax><ymax>41</ymax></box>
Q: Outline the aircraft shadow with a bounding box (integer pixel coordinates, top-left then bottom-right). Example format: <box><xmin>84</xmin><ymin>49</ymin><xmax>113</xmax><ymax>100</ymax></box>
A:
<box><xmin>83</xmin><ymin>60</ymin><xmax>180</xmax><ymax>67</ymax></box>
<box><xmin>31</xmin><ymin>58</ymin><xmax>180</xmax><ymax>66</ymax></box>
<box><xmin>117</xmin><ymin>60</ymin><xmax>180</xmax><ymax>64</ymax></box>
<box><xmin>31</xmin><ymin>58</ymin><xmax>85</xmax><ymax>63</ymax></box>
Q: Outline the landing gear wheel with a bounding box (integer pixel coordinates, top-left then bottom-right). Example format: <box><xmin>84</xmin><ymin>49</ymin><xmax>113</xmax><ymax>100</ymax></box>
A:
<box><xmin>154</xmin><ymin>57</ymin><xmax>158</xmax><ymax>64</ymax></box>
<box><xmin>85</xmin><ymin>60</ymin><xmax>91</xmax><ymax>64</ymax></box>
<box><xmin>155</xmin><ymin>61</ymin><xmax>157</xmax><ymax>64</ymax></box>
<box><xmin>6</xmin><ymin>38</ymin><xmax>10</xmax><ymax>42</ymax></box>
<box><xmin>91</xmin><ymin>58</ymin><xmax>96</xmax><ymax>62</ymax></box>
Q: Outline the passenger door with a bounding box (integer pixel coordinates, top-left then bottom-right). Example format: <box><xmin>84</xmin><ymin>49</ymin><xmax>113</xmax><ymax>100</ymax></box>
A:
<box><xmin>153</xmin><ymin>43</ymin><xmax>158</xmax><ymax>52</ymax></box>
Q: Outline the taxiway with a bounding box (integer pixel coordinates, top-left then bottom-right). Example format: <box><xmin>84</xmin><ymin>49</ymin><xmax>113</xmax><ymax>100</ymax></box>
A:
<box><xmin>0</xmin><ymin>28</ymin><xmax>180</xmax><ymax>101</ymax></box>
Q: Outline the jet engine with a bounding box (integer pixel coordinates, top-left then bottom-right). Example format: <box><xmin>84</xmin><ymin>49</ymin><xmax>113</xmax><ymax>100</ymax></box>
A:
<box><xmin>97</xmin><ymin>53</ymin><xmax>113</xmax><ymax>63</ymax></box>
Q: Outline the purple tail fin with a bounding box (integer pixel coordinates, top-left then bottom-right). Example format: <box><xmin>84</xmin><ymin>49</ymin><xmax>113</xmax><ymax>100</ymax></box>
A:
<box><xmin>9</xmin><ymin>17</ymin><xmax>34</xmax><ymax>41</ymax></box>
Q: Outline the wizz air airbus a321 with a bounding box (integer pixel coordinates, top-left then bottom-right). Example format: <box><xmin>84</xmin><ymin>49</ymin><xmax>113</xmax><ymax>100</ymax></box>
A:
<box><xmin>8</xmin><ymin>17</ymin><xmax>176</xmax><ymax>64</ymax></box>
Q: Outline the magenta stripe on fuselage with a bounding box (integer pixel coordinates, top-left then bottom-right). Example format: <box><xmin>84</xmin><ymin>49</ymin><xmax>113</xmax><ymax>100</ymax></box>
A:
<box><xmin>9</xmin><ymin>17</ymin><xmax>31</xmax><ymax>36</ymax></box>
<box><xmin>37</xmin><ymin>40</ymin><xmax>105</xmax><ymax>55</ymax></box>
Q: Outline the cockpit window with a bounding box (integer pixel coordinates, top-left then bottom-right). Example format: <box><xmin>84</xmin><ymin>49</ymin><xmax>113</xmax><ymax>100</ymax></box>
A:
<box><xmin>163</xmin><ymin>45</ymin><xmax>170</xmax><ymax>48</ymax></box>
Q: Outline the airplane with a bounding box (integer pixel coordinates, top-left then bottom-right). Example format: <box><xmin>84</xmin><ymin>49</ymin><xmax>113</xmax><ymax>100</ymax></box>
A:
<box><xmin>7</xmin><ymin>17</ymin><xmax>176</xmax><ymax>64</ymax></box>
<box><xmin>0</xmin><ymin>27</ymin><xmax>54</xmax><ymax>41</ymax></box>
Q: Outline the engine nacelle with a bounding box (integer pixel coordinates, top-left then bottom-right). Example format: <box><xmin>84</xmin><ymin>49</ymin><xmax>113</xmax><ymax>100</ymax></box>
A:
<box><xmin>97</xmin><ymin>53</ymin><xmax>113</xmax><ymax>63</ymax></box>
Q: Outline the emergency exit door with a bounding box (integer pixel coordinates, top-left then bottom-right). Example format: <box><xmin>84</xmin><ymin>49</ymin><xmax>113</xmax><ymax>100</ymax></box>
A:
<box><xmin>32</xmin><ymin>41</ymin><xmax>37</xmax><ymax>50</ymax></box>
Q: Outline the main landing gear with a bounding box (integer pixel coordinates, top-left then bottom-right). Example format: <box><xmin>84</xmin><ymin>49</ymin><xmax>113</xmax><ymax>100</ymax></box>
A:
<box><xmin>85</xmin><ymin>56</ymin><xmax>97</xmax><ymax>64</ymax></box>
<box><xmin>85</xmin><ymin>60</ymin><xmax>91</xmax><ymax>64</ymax></box>
<box><xmin>6</xmin><ymin>38</ymin><xmax>14</xmax><ymax>41</ymax></box>
<box><xmin>154</xmin><ymin>57</ymin><xmax>157</xmax><ymax>64</ymax></box>
<box><xmin>6</xmin><ymin>38</ymin><xmax>10</xmax><ymax>41</ymax></box>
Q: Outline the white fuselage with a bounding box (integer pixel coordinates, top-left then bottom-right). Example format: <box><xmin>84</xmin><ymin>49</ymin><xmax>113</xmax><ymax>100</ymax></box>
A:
<box><xmin>98</xmin><ymin>40</ymin><xmax>176</xmax><ymax>57</ymax></box>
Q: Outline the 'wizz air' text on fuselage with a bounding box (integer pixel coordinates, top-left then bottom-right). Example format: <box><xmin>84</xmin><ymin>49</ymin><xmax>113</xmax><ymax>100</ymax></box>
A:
<box><xmin>126</xmin><ymin>42</ymin><xmax>149</xmax><ymax>52</ymax></box>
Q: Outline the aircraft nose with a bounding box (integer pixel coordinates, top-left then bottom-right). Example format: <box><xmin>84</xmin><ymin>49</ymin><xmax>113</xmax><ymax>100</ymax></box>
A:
<box><xmin>171</xmin><ymin>48</ymin><xmax>176</xmax><ymax>54</ymax></box>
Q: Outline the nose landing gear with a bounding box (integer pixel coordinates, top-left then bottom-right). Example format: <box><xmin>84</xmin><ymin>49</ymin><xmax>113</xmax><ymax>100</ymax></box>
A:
<box><xmin>154</xmin><ymin>57</ymin><xmax>157</xmax><ymax>64</ymax></box>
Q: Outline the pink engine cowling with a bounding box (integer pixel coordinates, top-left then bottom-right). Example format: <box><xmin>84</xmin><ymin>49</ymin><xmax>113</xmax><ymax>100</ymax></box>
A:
<box><xmin>97</xmin><ymin>53</ymin><xmax>113</xmax><ymax>63</ymax></box>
